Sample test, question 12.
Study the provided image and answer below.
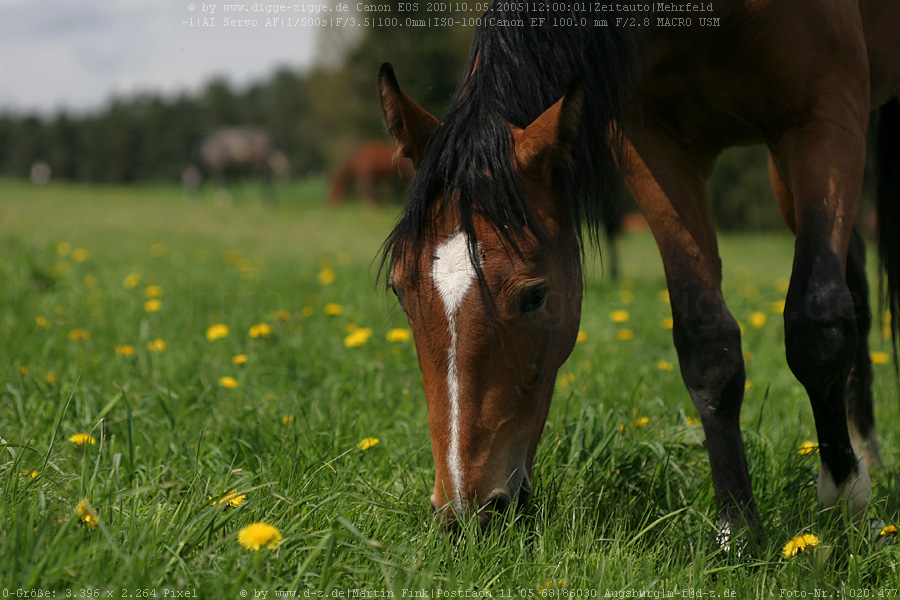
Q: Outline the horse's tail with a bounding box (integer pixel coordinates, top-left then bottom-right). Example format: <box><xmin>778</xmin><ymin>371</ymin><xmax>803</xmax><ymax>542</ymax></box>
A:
<box><xmin>875</xmin><ymin>97</ymin><xmax>900</xmax><ymax>362</ymax></box>
<box><xmin>329</xmin><ymin>161</ymin><xmax>352</xmax><ymax>204</ymax></box>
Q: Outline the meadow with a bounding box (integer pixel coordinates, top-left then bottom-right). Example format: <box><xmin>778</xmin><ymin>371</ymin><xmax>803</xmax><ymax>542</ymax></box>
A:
<box><xmin>1</xmin><ymin>178</ymin><xmax>899</xmax><ymax>596</ymax></box>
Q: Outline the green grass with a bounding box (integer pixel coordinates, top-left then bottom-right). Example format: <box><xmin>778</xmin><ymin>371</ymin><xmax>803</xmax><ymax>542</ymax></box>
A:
<box><xmin>1</xmin><ymin>178</ymin><xmax>899</xmax><ymax>596</ymax></box>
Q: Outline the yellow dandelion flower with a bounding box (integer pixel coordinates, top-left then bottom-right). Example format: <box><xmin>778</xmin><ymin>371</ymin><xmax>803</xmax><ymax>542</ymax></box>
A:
<box><xmin>798</xmin><ymin>441</ymin><xmax>818</xmax><ymax>455</ymax></box>
<box><xmin>144</xmin><ymin>299</ymin><xmax>162</xmax><ymax>313</ymax></box>
<box><xmin>782</xmin><ymin>533</ymin><xmax>820</xmax><ymax>559</ymax></box>
<box><xmin>616</xmin><ymin>329</ymin><xmax>634</xmax><ymax>341</ymax></box>
<box><xmin>232</xmin><ymin>354</ymin><xmax>248</xmax><ymax>365</ymax></box>
<box><xmin>302</xmin><ymin>306</ymin><xmax>315</xmax><ymax>317</ymax></box>
<box><xmin>659</xmin><ymin>290</ymin><xmax>670</xmax><ymax>303</ymax></box>
<box><xmin>686</xmin><ymin>416</ymin><xmax>701</xmax><ymax>427</ymax></box>
<box><xmin>871</xmin><ymin>351</ymin><xmax>890</xmax><ymax>365</ymax></box>
<box><xmin>236</xmin><ymin>258</ymin><xmax>254</xmax><ymax>273</ymax></box>
<box><xmin>739</xmin><ymin>284</ymin><xmax>759</xmax><ymax>300</ymax></box>
<box><xmin>206</xmin><ymin>324</ymin><xmax>230</xmax><ymax>341</ymax></box>
<box><xmin>344</xmin><ymin>328</ymin><xmax>373</xmax><ymax>348</ymax></box>
<box><xmin>249</xmin><ymin>323</ymin><xmax>273</xmax><ymax>338</ymax></box>
<box><xmin>51</xmin><ymin>261</ymin><xmax>70</xmax><ymax>277</ymax></box>
<box><xmin>237</xmin><ymin>522</ymin><xmax>282</xmax><ymax>551</ymax></box>
<box><xmin>76</xmin><ymin>499</ymin><xmax>99</xmax><ymax>530</ymax></box>
<box><xmin>576</xmin><ymin>331</ymin><xmax>588</xmax><ymax>343</ymax></box>
<box><xmin>558</xmin><ymin>373</ymin><xmax>575</xmax><ymax>389</ymax></box>
<box><xmin>744</xmin><ymin>351</ymin><xmax>753</xmax><ymax>361</ymax></box>
<box><xmin>879</xmin><ymin>525</ymin><xmax>898</xmax><ymax>537</ymax></box>
<box><xmin>19</xmin><ymin>366</ymin><xmax>29</xmax><ymax>374</ymax></box>
<box><xmin>621</xmin><ymin>290</ymin><xmax>634</xmax><ymax>304</ymax></box>
<box><xmin>324</xmin><ymin>303</ymin><xmax>343</xmax><ymax>316</ymax></box>
<box><xmin>150</xmin><ymin>243</ymin><xmax>167</xmax><ymax>257</ymax></box>
<box><xmin>633</xmin><ymin>417</ymin><xmax>650</xmax><ymax>427</ymax></box>
<box><xmin>115</xmin><ymin>345</ymin><xmax>134</xmax><ymax>357</ymax></box>
<box><xmin>211</xmin><ymin>490</ymin><xmax>246</xmax><ymax>508</ymax></box>
<box><xmin>772</xmin><ymin>300</ymin><xmax>786</xmax><ymax>314</ymax></box>
<box><xmin>282</xmin><ymin>415</ymin><xmax>295</xmax><ymax>424</ymax></box>
<box><xmin>774</xmin><ymin>278</ymin><xmax>790</xmax><ymax>293</ymax></box>
<box><xmin>71</xmin><ymin>248</ymin><xmax>89</xmax><ymax>263</ymax></box>
<box><xmin>68</xmin><ymin>329</ymin><xmax>90</xmax><ymax>341</ymax></box>
<box><xmin>36</xmin><ymin>315</ymin><xmax>51</xmax><ymax>330</ymax></box>
<box><xmin>318</xmin><ymin>268</ymin><xmax>336</xmax><ymax>285</ymax></box>
<box><xmin>19</xmin><ymin>469</ymin><xmax>39</xmax><ymax>479</ymax></box>
<box><xmin>745</xmin><ymin>380</ymin><xmax>753</xmax><ymax>390</ymax></box>
<box><xmin>218</xmin><ymin>376</ymin><xmax>239</xmax><ymax>389</ymax></box>
<box><xmin>749</xmin><ymin>312</ymin><xmax>767</xmax><ymax>328</ymax></box>
<box><xmin>123</xmin><ymin>273</ymin><xmax>141</xmax><ymax>289</ymax></box>
<box><xmin>386</xmin><ymin>328</ymin><xmax>412</xmax><ymax>342</ymax></box>
<box><xmin>610</xmin><ymin>310</ymin><xmax>630</xmax><ymax>323</ymax></box>
<box><xmin>358</xmin><ymin>437</ymin><xmax>380</xmax><ymax>450</ymax></box>
<box><xmin>146</xmin><ymin>339</ymin><xmax>166</xmax><ymax>353</ymax></box>
<box><xmin>657</xmin><ymin>360</ymin><xmax>674</xmax><ymax>371</ymax></box>
<box><xmin>69</xmin><ymin>433</ymin><xmax>97</xmax><ymax>446</ymax></box>
<box><xmin>276</xmin><ymin>310</ymin><xmax>291</xmax><ymax>321</ymax></box>
<box><xmin>884</xmin><ymin>326</ymin><xmax>893</xmax><ymax>339</ymax></box>
<box><xmin>738</xmin><ymin>322</ymin><xmax>745</xmax><ymax>335</ymax></box>
<box><xmin>662</xmin><ymin>318</ymin><xmax>674</xmax><ymax>329</ymax></box>
<box><xmin>45</xmin><ymin>374</ymin><xmax>57</xmax><ymax>384</ymax></box>
<box><xmin>57</xmin><ymin>242</ymin><xmax>72</xmax><ymax>257</ymax></box>
<box><xmin>144</xmin><ymin>285</ymin><xmax>163</xmax><ymax>298</ymax></box>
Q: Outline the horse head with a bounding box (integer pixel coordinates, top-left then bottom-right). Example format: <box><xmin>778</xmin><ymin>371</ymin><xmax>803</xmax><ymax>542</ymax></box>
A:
<box><xmin>379</xmin><ymin>64</ymin><xmax>585</xmax><ymax>526</ymax></box>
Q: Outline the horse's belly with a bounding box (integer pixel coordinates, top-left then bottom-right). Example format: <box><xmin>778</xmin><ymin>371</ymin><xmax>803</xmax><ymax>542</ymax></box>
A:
<box><xmin>860</xmin><ymin>0</ymin><xmax>900</xmax><ymax>106</ymax></box>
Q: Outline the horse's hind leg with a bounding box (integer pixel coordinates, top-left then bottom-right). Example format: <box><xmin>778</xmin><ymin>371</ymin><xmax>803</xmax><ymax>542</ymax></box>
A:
<box><xmin>845</xmin><ymin>229</ymin><xmax>880</xmax><ymax>467</ymax></box>
<box><xmin>623</xmin><ymin>131</ymin><xmax>759</xmax><ymax>541</ymax></box>
<box><xmin>769</xmin><ymin>78</ymin><xmax>872</xmax><ymax>515</ymax></box>
<box><xmin>769</xmin><ymin>157</ymin><xmax>881</xmax><ymax>469</ymax></box>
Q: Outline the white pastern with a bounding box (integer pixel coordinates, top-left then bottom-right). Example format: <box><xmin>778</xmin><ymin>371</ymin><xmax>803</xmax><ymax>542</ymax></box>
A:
<box><xmin>818</xmin><ymin>461</ymin><xmax>871</xmax><ymax>516</ymax></box>
<box><xmin>431</xmin><ymin>232</ymin><xmax>480</xmax><ymax>510</ymax></box>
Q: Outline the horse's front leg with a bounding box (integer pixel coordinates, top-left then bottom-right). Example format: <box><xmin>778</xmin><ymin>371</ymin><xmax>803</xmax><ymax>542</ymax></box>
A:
<box><xmin>622</xmin><ymin>130</ymin><xmax>760</xmax><ymax>544</ymax></box>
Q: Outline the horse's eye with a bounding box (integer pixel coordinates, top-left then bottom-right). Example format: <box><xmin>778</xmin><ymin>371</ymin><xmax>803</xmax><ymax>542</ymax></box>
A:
<box><xmin>519</xmin><ymin>283</ymin><xmax>549</xmax><ymax>314</ymax></box>
<box><xmin>389</xmin><ymin>283</ymin><xmax>405</xmax><ymax>310</ymax></box>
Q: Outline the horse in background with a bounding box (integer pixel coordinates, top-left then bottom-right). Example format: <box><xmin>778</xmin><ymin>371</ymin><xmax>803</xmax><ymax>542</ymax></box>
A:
<box><xmin>329</xmin><ymin>141</ymin><xmax>414</xmax><ymax>205</ymax></box>
<box><xmin>185</xmin><ymin>126</ymin><xmax>291</xmax><ymax>204</ymax></box>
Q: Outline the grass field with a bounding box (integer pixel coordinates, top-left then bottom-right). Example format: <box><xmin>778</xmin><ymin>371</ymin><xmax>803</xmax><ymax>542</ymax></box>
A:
<box><xmin>1</xmin><ymin>178</ymin><xmax>899</xmax><ymax>596</ymax></box>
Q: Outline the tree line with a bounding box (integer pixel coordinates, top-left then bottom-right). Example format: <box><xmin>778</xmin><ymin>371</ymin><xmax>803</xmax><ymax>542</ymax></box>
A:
<box><xmin>0</xmin><ymin>2</ymin><xmax>475</xmax><ymax>184</ymax></box>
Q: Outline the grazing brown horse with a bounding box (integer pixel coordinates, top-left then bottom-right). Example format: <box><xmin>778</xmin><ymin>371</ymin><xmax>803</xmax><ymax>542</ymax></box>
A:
<box><xmin>378</xmin><ymin>0</ymin><xmax>900</xmax><ymax>543</ymax></box>
<box><xmin>329</xmin><ymin>141</ymin><xmax>415</xmax><ymax>205</ymax></box>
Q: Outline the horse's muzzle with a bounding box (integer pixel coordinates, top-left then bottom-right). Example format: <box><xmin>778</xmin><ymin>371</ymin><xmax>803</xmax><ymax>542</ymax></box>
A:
<box><xmin>432</xmin><ymin>477</ymin><xmax>532</xmax><ymax>530</ymax></box>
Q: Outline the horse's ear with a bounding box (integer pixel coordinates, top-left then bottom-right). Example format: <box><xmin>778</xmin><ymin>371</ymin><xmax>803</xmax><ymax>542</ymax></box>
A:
<box><xmin>512</xmin><ymin>79</ymin><xmax>585</xmax><ymax>176</ymax></box>
<box><xmin>378</xmin><ymin>63</ymin><xmax>438</xmax><ymax>167</ymax></box>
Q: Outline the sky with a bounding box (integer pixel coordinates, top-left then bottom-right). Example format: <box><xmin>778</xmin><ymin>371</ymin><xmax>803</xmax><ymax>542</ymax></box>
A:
<box><xmin>0</xmin><ymin>0</ymin><xmax>326</xmax><ymax>113</ymax></box>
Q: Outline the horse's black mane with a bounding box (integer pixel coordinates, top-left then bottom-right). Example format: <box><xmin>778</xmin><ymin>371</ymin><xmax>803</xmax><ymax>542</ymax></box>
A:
<box><xmin>382</xmin><ymin>3</ymin><xmax>639</xmax><ymax>281</ymax></box>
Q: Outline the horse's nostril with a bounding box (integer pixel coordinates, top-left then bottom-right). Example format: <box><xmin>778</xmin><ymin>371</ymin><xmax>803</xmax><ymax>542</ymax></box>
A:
<box><xmin>480</xmin><ymin>491</ymin><xmax>513</xmax><ymax>521</ymax></box>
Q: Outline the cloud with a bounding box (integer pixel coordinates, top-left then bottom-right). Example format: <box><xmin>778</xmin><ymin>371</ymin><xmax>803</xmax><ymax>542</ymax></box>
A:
<box><xmin>0</xmin><ymin>0</ymin><xmax>319</xmax><ymax>112</ymax></box>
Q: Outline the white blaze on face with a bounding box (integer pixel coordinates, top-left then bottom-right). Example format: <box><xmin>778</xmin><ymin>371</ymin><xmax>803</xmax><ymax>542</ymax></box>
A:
<box><xmin>431</xmin><ymin>231</ymin><xmax>480</xmax><ymax>510</ymax></box>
